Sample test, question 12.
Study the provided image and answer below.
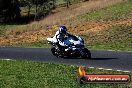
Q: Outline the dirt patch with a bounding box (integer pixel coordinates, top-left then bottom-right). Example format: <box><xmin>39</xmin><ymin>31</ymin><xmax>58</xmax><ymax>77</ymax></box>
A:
<box><xmin>69</xmin><ymin>19</ymin><xmax>132</xmax><ymax>34</ymax></box>
<box><xmin>0</xmin><ymin>19</ymin><xmax>131</xmax><ymax>46</ymax></box>
<box><xmin>35</xmin><ymin>0</ymin><xmax>124</xmax><ymax>25</ymax></box>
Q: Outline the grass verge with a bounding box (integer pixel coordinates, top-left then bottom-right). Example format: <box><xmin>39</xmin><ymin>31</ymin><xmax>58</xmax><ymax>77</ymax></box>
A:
<box><xmin>0</xmin><ymin>24</ymin><xmax>17</xmax><ymax>35</ymax></box>
<box><xmin>77</xmin><ymin>0</ymin><xmax>132</xmax><ymax>21</ymax></box>
<box><xmin>10</xmin><ymin>25</ymin><xmax>132</xmax><ymax>51</ymax></box>
<box><xmin>0</xmin><ymin>60</ymin><xmax>131</xmax><ymax>88</ymax></box>
<box><xmin>10</xmin><ymin>41</ymin><xmax>51</xmax><ymax>48</ymax></box>
<box><xmin>81</xmin><ymin>25</ymin><xmax>132</xmax><ymax>51</ymax></box>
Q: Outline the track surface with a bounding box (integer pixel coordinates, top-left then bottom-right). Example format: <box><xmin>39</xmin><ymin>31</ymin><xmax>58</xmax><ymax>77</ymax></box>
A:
<box><xmin>0</xmin><ymin>47</ymin><xmax>132</xmax><ymax>71</ymax></box>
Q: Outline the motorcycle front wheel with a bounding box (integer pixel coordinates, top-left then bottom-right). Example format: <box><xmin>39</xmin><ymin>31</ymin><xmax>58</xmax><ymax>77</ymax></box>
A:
<box><xmin>82</xmin><ymin>48</ymin><xmax>91</xmax><ymax>59</ymax></box>
<box><xmin>51</xmin><ymin>47</ymin><xmax>64</xmax><ymax>58</ymax></box>
<box><xmin>51</xmin><ymin>47</ymin><xmax>57</xmax><ymax>56</ymax></box>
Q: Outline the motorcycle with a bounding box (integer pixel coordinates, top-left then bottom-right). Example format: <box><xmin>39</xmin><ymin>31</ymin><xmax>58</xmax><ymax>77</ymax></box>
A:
<box><xmin>47</xmin><ymin>34</ymin><xmax>91</xmax><ymax>59</ymax></box>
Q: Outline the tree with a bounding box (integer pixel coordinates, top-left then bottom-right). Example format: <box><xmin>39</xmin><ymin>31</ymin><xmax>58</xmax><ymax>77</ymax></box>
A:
<box><xmin>0</xmin><ymin>0</ymin><xmax>21</xmax><ymax>22</ymax></box>
<box><xmin>64</xmin><ymin>0</ymin><xmax>71</xmax><ymax>8</ymax></box>
<box><xmin>31</xmin><ymin>0</ymin><xmax>56</xmax><ymax>20</ymax></box>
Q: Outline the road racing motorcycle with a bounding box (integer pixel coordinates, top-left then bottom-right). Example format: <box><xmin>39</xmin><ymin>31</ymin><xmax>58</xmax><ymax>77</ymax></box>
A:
<box><xmin>47</xmin><ymin>34</ymin><xmax>91</xmax><ymax>59</ymax></box>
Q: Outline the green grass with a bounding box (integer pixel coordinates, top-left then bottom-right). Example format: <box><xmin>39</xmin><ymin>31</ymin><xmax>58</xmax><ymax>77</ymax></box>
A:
<box><xmin>83</xmin><ymin>25</ymin><xmax>132</xmax><ymax>51</ymax></box>
<box><xmin>77</xmin><ymin>0</ymin><xmax>132</xmax><ymax>21</ymax></box>
<box><xmin>55</xmin><ymin>0</ymin><xmax>82</xmax><ymax>6</ymax></box>
<box><xmin>0</xmin><ymin>24</ymin><xmax>17</xmax><ymax>35</ymax></box>
<box><xmin>0</xmin><ymin>60</ymin><xmax>131</xmax><ymax>88</ymax></box>
<box><xmin>10</xmin><ymin>41</ymin><xmax>51</xmax><ymax>48</ymax></box>
<box><xmin>20</xmin><ymin>6</ymin><xmax>36</xmax><ymax>14</ymax></box>
<box><xmin>55</xmin><ymin>0</ymin><xmax>66</xmax><ymax>6</ymax></box>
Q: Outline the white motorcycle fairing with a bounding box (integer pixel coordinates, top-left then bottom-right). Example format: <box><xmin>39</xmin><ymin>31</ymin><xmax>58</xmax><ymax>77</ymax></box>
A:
<box><xmin>47</xmin><ymin>37</ymin><xmax>58</xmax><ymax>43</ymax></box>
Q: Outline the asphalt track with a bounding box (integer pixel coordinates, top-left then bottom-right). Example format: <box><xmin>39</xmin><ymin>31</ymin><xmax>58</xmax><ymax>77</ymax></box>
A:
<box><xmin>0</xmin><ymin>47</ymin><xmax>132</xmax><ymax>71</ymax></box>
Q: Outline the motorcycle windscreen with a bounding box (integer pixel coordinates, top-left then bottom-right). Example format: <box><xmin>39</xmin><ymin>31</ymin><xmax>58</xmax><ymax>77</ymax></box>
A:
<box><xmin>63</xmin><ymin>37</ymin><xmax>81</xmax><ymax>46</ymax></box>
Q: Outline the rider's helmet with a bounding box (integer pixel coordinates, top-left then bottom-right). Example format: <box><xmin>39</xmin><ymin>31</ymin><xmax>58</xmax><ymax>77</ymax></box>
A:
<box><xmin>59</xmin><ymin>26</ymin><xmax>67</xmax><ymax>34</ymax></box>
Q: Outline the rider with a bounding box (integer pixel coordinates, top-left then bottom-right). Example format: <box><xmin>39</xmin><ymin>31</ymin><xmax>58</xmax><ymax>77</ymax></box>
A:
<box><xmin>53</xmin><ymin>25</ymin><xmax>68</xmax><ymax>47</ymax></box>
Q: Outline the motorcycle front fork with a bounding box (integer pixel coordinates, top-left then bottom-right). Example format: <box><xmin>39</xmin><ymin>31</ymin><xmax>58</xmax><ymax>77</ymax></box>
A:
<box><xmin>78</xmin><ymin>49</ymin><xmax>85</xmax><ymax>56</ymax></box>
